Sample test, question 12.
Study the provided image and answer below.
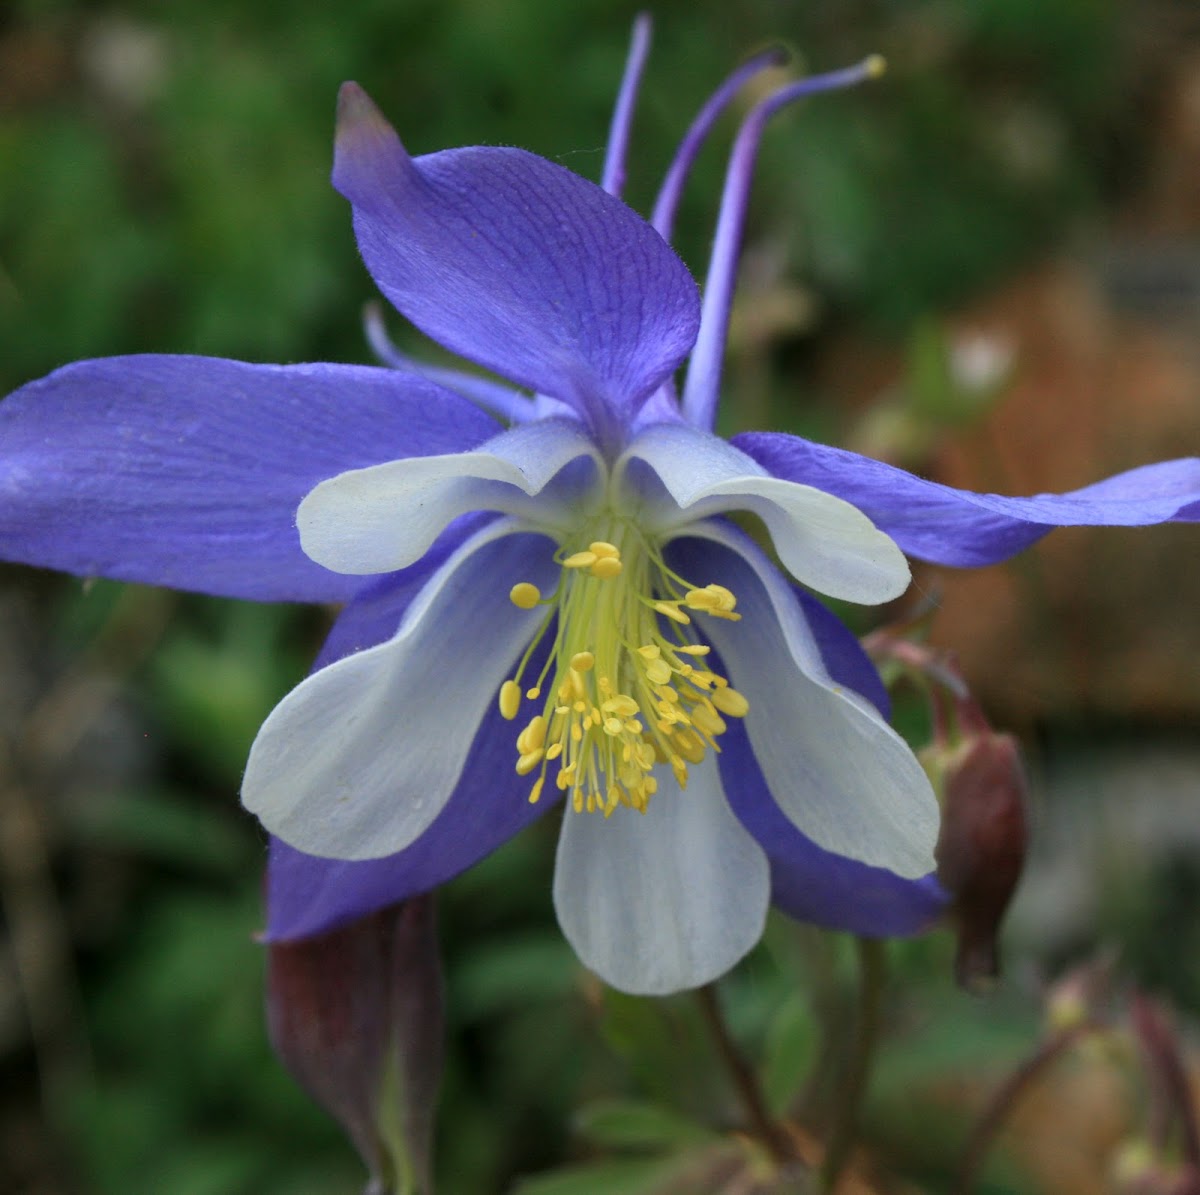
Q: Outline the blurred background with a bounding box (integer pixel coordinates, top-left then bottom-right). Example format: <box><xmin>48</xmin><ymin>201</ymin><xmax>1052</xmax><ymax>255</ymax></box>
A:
<box><xmin>1</xmin><ymin>0</ymin><xmax>1199</xmax><ymax>1192</ymax></box>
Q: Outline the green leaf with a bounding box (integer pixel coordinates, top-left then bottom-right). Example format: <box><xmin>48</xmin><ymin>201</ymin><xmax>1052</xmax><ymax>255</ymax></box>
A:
<box><xmin>574</xmin><ymin>1100</ymin><xmax>712</xmax><ymax>1152</ymax></box>
<box><xmin>72</xmin><ymin>788</ymin><xmax>253</xmax><ymax>874</ymax></box>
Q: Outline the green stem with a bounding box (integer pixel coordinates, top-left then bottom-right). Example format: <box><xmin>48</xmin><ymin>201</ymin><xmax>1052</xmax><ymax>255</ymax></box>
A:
<box><xmin>819</xmin><ymin>937</ymin><xmax>887</xmax><ymax>1192</ymax></box>
<box><xmin>696</xmin><ymin>984</ymin><xmax>793</xmax><ymax>1164</ymax></box>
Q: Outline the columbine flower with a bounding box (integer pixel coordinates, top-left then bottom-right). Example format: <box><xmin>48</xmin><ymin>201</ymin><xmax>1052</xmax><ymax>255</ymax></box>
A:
<box><xmin>1</xmin><ymin>20</ymin><xmax>1198</xmax><ymax>995</ymax></box>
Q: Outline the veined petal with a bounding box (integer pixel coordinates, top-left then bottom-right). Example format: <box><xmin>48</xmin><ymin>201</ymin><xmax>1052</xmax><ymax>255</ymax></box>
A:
<box><xmin>622</xmin><ymin>422</ymin><xmax>910</xmax><ymax>604</ymax></box>
<box><xmin>712</xmin><ymin>593</ymin><xmax>946</xmax><ymax>934</ymax></box>
<box><xmin>552</xmin><ymin>755</ymin><xmax>769</xmax><ymax>996</ymax></box>
<box><xmin>720</xmin><ymin>716</ymin><xmax>947</xmax><ymax>935</ymax></box>
<box><xmin>0</xmin><ymin>356</ymin><xmax>499</xmax><ymax>602</ymax></box>
<box><xmin>265</xmin><ymin>532</ymin><xmax>552</xmax><ymax>942</ymax></box>
<box><xmin>298</xmin><ymin>418</ymin><xmax>601</xmax><ymax>575</ymax></box>
<box><xmin>793</xmin><ymin>586</ymin><xmax>891</xmax><ymax>720</ymax></box>
<box><xmin>333</xmin><ymin>83</ymin><xmax>700</xmax><ymax>442</ymax></box>
<box><xmin>735</xmin><ymin>431</ymin><xmax>1200</xmax><ymax>567</ymax></box>
<box><xmin>668</xmin><ymin>526</ymin><xmax>939</xmax><ymax>878</ymax></box>
<box><xmin>243</xmin><ymin>522</ymin><xmax>558</xmax><ymax>860</ymax></box>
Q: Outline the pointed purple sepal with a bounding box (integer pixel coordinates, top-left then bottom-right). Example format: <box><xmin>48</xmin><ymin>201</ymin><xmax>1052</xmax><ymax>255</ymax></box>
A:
<box><xmin>333</xmin><ymin>83</ymin><xmax>700</xmax><ymax>446</ymax></box>
<box><xmin>736</xmin><ymin>431</ymin><xmax>1200</xmax><ymax>567</ymax></box>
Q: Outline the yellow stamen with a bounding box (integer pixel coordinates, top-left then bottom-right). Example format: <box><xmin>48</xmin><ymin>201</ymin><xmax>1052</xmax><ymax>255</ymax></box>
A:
<box><xmin>509</xmin><ymin>581</ymin><xmax>541</xmax><ymax>609</ymax></box>
<box><xmin>653</xmin><ymin>600</ymin><xmax>691</xmax><ymax>624</ymax></box>
<box><xmin>710</xmin><ymin>686</ymin><xmax>749</xmax><ymax>717</ymax></box>
<box><xmin>498</xmin><ymin>526</ymin><xmax>750</xmax><ymax>819</ymax></box>
<box><xmin>499</xmin><ymin>680</ymin><xmax>522</xmax><ymax>720</ymax></box>
<box><xmin>590</xmin><ymin>556</ymin><xmax>623</xmax><ymax>579</ymax></box>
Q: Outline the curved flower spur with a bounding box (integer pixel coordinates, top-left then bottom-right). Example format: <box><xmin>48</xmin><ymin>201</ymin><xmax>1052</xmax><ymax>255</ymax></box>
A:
<box><xmin>2</xmin><ymin>20</ymin><xmax>1198</xmax><ymax>996</ymax></box>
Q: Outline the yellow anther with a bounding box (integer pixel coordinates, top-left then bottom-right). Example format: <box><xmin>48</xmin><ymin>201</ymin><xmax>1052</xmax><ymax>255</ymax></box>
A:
<box><xmin>864</xmin><ymin>53</ymin><xmax>887</xmax><ymax>79</ymax></box>
<box><xmin>516</xmin><ymin>715</ymin><xmax>547</xmax><ymax>753</ymax></box>
<box><xmin>509</xmin><ymin>581</ymin><xmax>541</xmax><ymax>609</ymax></box>
<box><xmin>644</xmin><ymin>658</ymin><xmax>672</xmax><ymax>685</ymax></box>
<box><xmin>685</xmin><ymin>584</ymin><xmax>737</xmax><ymax>615</ymax></box>
<box><xmin>710</xmin><ymin>686</ymin><xmax>749</xmax><ymax>717</ymax></box>
<box><xmin>706</xmin><ymin>584</ymin><xmax>736</xmax><ymax>610</ymax></box>
<box><xmin>603</xmin><ymin>695</ymin><xmax>639</xmax><ymax>718</ymax></box>
<box><xmin>691</xmin><ymin>705</ymin><xmax>727</xmax><ymax>737</ymax></box>
<box><xmin>499</xmin><ymin>680</ymin><xmax>522</xmax><ymax>720</ymax></box>
<box><xmin>500</xmin><ymin>518</ymin><xmax>747</xmax><ymax>819</ymax></box>
<box><xmin>590</xmin><ymin>556</ymin><xmax>623</xmax><ymax>579</ymax></box>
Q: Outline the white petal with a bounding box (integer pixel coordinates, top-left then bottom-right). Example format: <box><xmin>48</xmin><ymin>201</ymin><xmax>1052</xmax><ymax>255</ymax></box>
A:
<box><xmin>299</xmin><ymin>417</ymin><xmax>601</xmax><ymax>574</ymax></box>
<box><xmin>684</xmin><ymin>522</ymin><xmax>939</xmax><ymax>878</ymax></box>
<box><xmin>552</xmin><ymin>756</ymin><xmax>770</xmax><ymax>995</ymax></box>
<box><xmin>620</xmin><ymin>422</ymin><xmax>909</xmax><ymax>604</ymax></box>
<box><xmin>242</xmin><ymin>520</ymin><xmax>557</xmax><ymax>859</ymax></box>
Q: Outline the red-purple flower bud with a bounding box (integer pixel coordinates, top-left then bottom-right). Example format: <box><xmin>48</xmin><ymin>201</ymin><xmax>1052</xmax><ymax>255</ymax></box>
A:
<box><xmin>266</xmin><ymin>896</ymin><xmax>443</xmax><ymax>1194</ymax></box>
<box><xmin>929</xmin><ymin>727</ymin><xmax>1029</xmax><ymax>991</ymax></box>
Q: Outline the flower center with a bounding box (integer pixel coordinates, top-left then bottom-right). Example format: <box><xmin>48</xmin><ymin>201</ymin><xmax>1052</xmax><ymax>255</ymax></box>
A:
<box><xmin>498</xmin><ymin>519</ymin><xmax>749</xmax><ymax>817</ymax></box>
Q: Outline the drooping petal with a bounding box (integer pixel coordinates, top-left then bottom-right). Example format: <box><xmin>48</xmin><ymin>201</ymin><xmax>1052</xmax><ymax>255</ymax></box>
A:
<box><xmin>792</xmin><ymin>586</ymin><xmax>891</xmax><ymax>720</ymax></box>
<box><xmin>0</xmin><ymin>355</ymin><xmax>498</xmax><ymax>602</ymax></box>
<box><xmin>552</xmin><ymin>755</ymin><xmax>769</xmax><ymax>996</ymax></box>
<box><xmin>622</xmin><ymin>422</ymin><xmax>910</xmax><ymax>603</ymax></box>
<box><xmin>668</xmin><ymin>526</ymin><xmax>939</xmax><ymax>879</ymax></box>
<box><xmin>718</xmin><ymin>715</ymin><xmax>947</xmax><ymax>935</ymax></box>
<box><xmin>265</xmin><ymin>543</ymin><xmax>553</xmax><ymax>942</ymax></box>
<box><xmin>309</xmin><ymin>519</ymin><xmax>490</xmax><ymax>671</ymax></box>
<box><xmin>735</xmin><ymin>431</ymin><xmax>1200</xmax><ymax>567</ymax></box>
<box><xmin>333</xmin><ymin>83</ymin><xmax>700</xmax><ymax>444</ymax></box>
<box><xmin>243</xmin><ymin>522</ymin><xmax>558</xmax><ymax>860</ymax></box>
<box><xmin>706</xmin><ymin>591</ymin><xmax>945</xmax><ymax>934</ymax></box>
<box><xmin>298</xmin><ymin>418</ymin><xmax>601</xmax><ymax>575</ymax></box>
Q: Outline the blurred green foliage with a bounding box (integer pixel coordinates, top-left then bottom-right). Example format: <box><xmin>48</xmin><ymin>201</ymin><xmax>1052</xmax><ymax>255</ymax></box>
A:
<box><xmin>0</xmin><ymin>1</ymin><xmax>1188</xmax><ymax>1192</ymax></box>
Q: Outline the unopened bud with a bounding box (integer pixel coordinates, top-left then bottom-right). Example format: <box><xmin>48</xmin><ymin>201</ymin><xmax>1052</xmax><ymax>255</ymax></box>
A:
<box><xmin>266</xmin><ymin>896</ymin><xmax>443</xmax><ymax>1194</ymax></box>
<box><xmin>928</xmin><ymin>730</ymin><xmax>1028</xmax><ymax>991</ymax></box>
